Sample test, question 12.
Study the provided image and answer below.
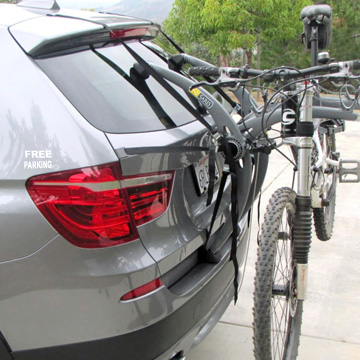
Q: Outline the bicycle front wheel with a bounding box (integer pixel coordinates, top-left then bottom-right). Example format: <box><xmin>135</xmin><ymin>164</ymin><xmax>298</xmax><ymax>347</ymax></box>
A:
<box><xmin>253</xmin><ymin>187</ymin><xmax>303</xmax><ymax>360</ymax></box>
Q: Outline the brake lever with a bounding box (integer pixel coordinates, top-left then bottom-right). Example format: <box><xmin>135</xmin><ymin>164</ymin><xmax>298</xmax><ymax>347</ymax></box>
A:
<box><xmin>325</xmin><ymin>73</ymin><xmax>351</xmax><ymax>82</ymax></box>
<box><xmin>324</xmin><ymin>61</ymin><xmax>360</xmax><ymax>82</ymax></box>
<box><xmin>323</xmin><ymin>74</ymin><xmax>360</xmax><ymax>91</ymax></box>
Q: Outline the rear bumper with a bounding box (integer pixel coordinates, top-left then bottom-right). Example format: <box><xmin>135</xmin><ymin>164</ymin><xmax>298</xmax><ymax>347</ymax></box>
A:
<box><xmin>8</xmin><ymin>225</ymin><xmax>250</xmax><ymax>360</ymax></box>
<box><xmin>13</xmin><ymin>266</ymin><xmax>228</xmax><ymax>360</ymax></box>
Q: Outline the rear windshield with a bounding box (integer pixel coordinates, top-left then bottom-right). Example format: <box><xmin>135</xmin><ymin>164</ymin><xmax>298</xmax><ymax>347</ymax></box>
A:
<box><xmin>36</xmin><ymin>41</ymin><xmax>196</xmax><ymax>133</ymax></box>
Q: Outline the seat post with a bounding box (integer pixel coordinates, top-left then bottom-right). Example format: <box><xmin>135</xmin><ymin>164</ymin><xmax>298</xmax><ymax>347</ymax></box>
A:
<box><xmin>300</xmin><ymin>4</ymin><xmax>332</xmax><ymax>67</ymax></box>
<box><xmin>310</xmin><ymin>25</ymin><xmax>319</xmax><ymax>67</ymax></box>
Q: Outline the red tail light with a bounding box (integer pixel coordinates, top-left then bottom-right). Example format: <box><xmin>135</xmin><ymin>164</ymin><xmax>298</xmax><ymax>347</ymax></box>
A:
<box><xmin>109</xmin><ymin>26</ymin><xmax>159</xmax><ymax>40</ymax></box>
<box><xmin>26</xmin><ymin>163</ymin><xmax>173</xmax><ymax>248</ymax></box>
<box><xmin>121</xmin><ymin>278</ymin><xmax>163</xmax><ymax>301</ymax></box>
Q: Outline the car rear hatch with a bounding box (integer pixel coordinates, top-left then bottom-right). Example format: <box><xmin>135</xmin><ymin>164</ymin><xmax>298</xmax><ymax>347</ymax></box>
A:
<box><xmin>9</xmin><ymin>10</ymin><xmax>234</xmax><ymax>282</ymax></box>
<box><xmin>107</xmin><ymin>123</ymin><xmax>233</xmax><ymax>278</ymax></box>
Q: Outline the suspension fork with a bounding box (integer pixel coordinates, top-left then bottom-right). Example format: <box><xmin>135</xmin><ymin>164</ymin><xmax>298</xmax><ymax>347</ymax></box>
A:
<box><xmin>294</xmin><ymin>87</ymin><xmax>314</xmax><ymax>300</ymax></box>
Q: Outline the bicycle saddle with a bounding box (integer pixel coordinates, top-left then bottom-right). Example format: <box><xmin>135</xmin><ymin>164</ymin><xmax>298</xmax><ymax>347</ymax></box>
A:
<box><xmin>300</xmin><ymin>4</ymin><xmax>332</xmax><ymax>21</ymax></box>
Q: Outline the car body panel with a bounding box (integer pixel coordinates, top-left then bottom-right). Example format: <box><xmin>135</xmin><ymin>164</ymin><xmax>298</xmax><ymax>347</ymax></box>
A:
<box><xmin>0</xmin><ymin>235</ymin><xmax>159</xmax><ymax>350</ymax></box>
<box><xmin>0</xmin><ymin>180</ymin><xmax>58</xmax><ymax>262</ymax></box>
<box><xmin>0</xmin><ymin>4</ymin><xmax>40</xmax><ymax>26</ymax></box>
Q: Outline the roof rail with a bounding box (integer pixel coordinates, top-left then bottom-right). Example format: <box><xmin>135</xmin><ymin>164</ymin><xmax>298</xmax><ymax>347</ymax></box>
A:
<box><xmin>17</xmin><ymin>0</ymin><xmax>60</xmax><ymax>11</ymax></box>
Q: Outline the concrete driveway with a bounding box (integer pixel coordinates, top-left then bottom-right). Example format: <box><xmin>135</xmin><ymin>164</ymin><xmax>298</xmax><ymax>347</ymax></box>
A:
<box><xmin>187</xmin><ymin>121</ymin><xmax>360</xmax><ymax>360</ymax></box>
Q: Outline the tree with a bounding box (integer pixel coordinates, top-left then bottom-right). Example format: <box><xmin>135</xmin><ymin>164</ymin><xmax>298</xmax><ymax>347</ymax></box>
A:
<box><xmin>260</xmin><ymin>0</ymin><xmax>360</xmax><ymax>70</ymax></box>
<box><xmin>328</xmin><ymin>0</ymin><xmax>360</xmax><ymax>61</ymax></box>
<box><xmin>164</xmin><ymin>0</ymin><xmax>311</xmax><ymax>67</ymax></box>
<box><xmin>261</xmin><ymin>35</ymin><xmax>310</xmax><ymax>69</ymax></box>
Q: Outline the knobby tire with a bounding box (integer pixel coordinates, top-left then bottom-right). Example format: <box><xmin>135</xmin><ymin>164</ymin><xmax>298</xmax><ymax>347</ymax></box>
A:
<box><xmin>253</xmin><ymin>187</ymin><xmax>303</xmax><ymax>360</ymax></box>
<box><xmin>313</xmin><ymin>132</ymin><xmax>337</xmax><ymax>241</ymax></box>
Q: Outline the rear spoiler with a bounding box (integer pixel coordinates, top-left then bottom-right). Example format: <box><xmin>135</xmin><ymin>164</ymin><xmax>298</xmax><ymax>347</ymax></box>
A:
<box><xmin>32</xmin><ymin>24</ymin><xmax>160</xmax><ymax>58</ymax></box>
<box><xmin>10</xmin><ymin>12</ymin><xmax>159</xmax><ymax>58</ymax></box>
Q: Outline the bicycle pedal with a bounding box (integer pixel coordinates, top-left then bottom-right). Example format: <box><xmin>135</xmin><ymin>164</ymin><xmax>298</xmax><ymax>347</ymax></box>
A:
<box><xmin>339</xmin><ymin>159</ymin><xmax>360</xmax><ymax>183</ymax></box>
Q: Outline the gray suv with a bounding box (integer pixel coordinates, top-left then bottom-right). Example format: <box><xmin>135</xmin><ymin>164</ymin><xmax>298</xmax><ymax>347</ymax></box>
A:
<box><xmin>0</xmin><ymin>1</ymin><xmax>251</xmax><ymax>359</ymax></box>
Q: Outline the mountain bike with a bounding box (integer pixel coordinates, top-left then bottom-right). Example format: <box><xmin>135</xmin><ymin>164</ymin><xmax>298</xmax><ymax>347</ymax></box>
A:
<box><xmin>185</xmin><ymin>60</ymin><xmax>360</xmax><ymax>360</ymax></box>
<box><xmin>153</xmin><ymin>5</ymin><xmax>355</xmax><ymax>359</ymax></box>
<box><xmin>176</xmin><ymin>27</ymin><xmax>360</xmax><ymax>360</ymax></box>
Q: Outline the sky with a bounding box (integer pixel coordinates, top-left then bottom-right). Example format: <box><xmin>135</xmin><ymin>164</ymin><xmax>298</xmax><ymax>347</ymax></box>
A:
<box><xmin>56</xmin><ymin>0</ymin><xmax>119</xmax><ymax>9</ymax></box>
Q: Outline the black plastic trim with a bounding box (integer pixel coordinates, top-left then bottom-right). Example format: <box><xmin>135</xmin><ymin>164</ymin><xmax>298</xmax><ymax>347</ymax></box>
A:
<box><xmin>0</xmin><ymin>331</ymin><xmax>13</xmax><ymax>360</ymax></box>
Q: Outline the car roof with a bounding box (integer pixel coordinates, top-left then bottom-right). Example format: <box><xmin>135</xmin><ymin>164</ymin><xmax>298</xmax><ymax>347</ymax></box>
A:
<box><xmin>0</xmin><ymin>4</ymin><xmax>41</xmax><ymax>26</ymax></box>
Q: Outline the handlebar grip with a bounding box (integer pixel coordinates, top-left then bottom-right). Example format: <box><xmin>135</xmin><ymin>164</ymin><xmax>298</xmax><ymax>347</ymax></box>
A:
<box><xmin>188</xmin><ymin>66</ymin><xmax>221</xmax><ymax>77</ymax></box>
<box><xmin>352</xmin><ymin>60</ymin><xmax>360</xmax><ymax>71</ymax></box>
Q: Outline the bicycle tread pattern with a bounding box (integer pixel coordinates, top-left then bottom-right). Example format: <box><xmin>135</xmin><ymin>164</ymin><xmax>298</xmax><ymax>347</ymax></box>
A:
<box><xmin>313</xmin><ymin>206</ymin><xmax>335</xmax><ymax>240</ymax></box>
<box><xmin>313</xmin><ymin>133</ymin><xmax>337</xmax><ymax>241</ymax></box>
<box><xmin>253</xmin><ymin>187</ymin><xmax>302</xmax><ymax>360</ymax></box>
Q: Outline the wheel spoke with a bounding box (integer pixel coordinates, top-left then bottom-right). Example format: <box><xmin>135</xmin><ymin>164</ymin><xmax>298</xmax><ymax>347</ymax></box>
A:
<box><xmin>271</xmin><ymin>296</ymin><xmax>291</xmax><ymax>359</ymax></box>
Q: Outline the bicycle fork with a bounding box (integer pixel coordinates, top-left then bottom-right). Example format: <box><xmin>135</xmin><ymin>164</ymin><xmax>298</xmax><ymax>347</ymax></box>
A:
<box><xmin>294</xmin><ymin>87</ymin><xmax>314</xmax><ymax>300</ymax></box>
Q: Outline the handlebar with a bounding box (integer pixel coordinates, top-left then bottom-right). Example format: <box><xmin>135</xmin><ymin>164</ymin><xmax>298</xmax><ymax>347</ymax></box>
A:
<box><xmin>188</xmin><ymin>60</ymin><xmax>360</xmax><ymax>82</ymax></box>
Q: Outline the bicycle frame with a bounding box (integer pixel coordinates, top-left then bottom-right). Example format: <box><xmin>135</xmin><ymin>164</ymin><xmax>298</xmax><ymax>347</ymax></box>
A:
<box><xmin>239</xmin><ymin>81</ymin><xmax>359</xmax><ymax>299</ymax></box>
<box><xmin>239</xmin><ymin>102</ymin><xmax>359</xmax><ymax>139</ymax></box>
